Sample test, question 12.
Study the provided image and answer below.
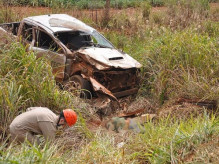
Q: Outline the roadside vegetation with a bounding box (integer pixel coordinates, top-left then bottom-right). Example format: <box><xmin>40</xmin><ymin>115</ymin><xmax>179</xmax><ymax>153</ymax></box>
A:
<box><xmin>1</xmin><ymin>112</ymin><xmax>219</xmax><ymax>163</ymax></box>
<box><xmin>0</xmin><ymin>0</ymin><xmax>219</xmax><ymax>163</ymax></box>
<box><xmin>2</xmin><ymin>0</ymin><xmax>218</xmax><ymax>9</ymax></box>
<box><xmin>1</xmin><ymin>0</ymin><xmax>165</xmax><ymax>9</ymax></box>
<box><xmin>0</xmin><ymin>42</ymin><xmax>93</xmax><ymax>139</ymax></box>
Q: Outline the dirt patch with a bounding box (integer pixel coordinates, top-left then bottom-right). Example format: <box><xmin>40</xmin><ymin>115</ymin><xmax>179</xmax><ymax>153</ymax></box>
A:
<box><xmin>1</xmin><ymin>6</ymin><xmax>166</xmax><ymax>21</ymax></box>
<box><xmin>55</xmin><ymin>127</ymin><xmax>89</xmax><ymax>150</ymax></box>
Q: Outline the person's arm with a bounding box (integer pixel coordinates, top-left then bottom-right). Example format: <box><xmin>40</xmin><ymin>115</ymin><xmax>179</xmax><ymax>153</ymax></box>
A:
<box><xmin>38</xmin><ymin>121</ymin><xmax>57</xmax><ymax>141</ymax></box>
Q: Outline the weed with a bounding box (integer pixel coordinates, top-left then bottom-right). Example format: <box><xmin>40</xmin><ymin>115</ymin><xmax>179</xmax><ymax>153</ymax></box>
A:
<box><xmin>141</xmin><ymin>2</ymin><xmax>152</xmax><ymax>20</ymax></box>
<box><xmin>150</xmin><ymin>11</ymin><xmax>166</xmax><ymax>26</ymax></box>
<box><xmin>0</xmin><ymin>1</ymin><xmax>219</xmax><ymax>163</ymax></box>
<box><xmin>127</xmin><ymin>112</ymin><xmax>219</xmax><ymax>163</ymax></box>
<box><xmin>165</xmin><ymin>0</ymin><xmax>210</xmax><ymax>29</ymax></box>
<box><xmin>134</xmin><ymin>28</ymin><xmax>219</xmax><ymax>103</ymax></box>
<box><xmin>108</xmin><ymin>11</ymin><xmax>132</xmax><ymax>30</ymax></box>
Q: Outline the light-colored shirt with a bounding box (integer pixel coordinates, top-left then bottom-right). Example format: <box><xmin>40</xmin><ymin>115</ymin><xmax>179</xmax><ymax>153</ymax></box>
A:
<box><xmin>10</xmin><ymin>107</ymin><xmax>59</xmax><ymax>141</ymax></box>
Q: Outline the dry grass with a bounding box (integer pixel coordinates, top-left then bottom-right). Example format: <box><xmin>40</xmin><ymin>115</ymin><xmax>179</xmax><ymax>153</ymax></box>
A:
<box><xmin>0</xmin><ymin>1</ymin><xmax>219</xmax><ymax>163</ymax></box>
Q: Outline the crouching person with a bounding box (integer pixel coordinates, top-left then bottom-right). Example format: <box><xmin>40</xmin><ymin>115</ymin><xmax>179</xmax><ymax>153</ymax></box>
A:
<box><xmin>9</xmin><ymin>107</ymin><xmax>77</xmax><ymax>144</ymax></box>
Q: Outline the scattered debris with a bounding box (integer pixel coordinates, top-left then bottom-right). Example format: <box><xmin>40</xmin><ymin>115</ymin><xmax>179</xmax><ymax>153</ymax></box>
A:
<box><xmin>89</xmin><ymin>77</ymin><xmax>118</xmax><ymax>101</ymax></box>
<box><xmin>92</xmin><ymin>95</ymin><xmax>113</xmax><ymax>116</ymax></box>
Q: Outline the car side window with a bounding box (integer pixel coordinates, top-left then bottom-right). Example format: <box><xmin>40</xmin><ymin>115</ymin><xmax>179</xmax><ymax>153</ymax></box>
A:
<box><xmin>21</xmin><ymin>23</ymin><xmax>33</xmax><ymax>43</ymax></box>
<box><xmin>56</xmin><ymin>31</ymin><xmax>92</xmax><ymax>50</ymax></box>
<box><xmin>35</xmin><ymin>29</ymin><xmax>63</xmax><ymax>53</ymax></box>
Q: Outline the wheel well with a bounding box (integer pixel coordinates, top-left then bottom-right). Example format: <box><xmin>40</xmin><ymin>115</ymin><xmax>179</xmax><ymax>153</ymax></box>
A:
<box><xmin>69</xmin><ymin>75</ymin><xmax>93</xmax><ymax>99</ymax></box>
<box><xmin>72</xmin><ymin>71</ymin><xmax>81</xmax><ymax>76</ymax></box>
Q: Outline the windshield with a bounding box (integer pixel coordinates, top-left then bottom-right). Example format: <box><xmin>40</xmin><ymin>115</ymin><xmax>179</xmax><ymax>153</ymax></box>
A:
<box><xmin>55</xmin><ymin>30</ymin><xmax>114</xmax><ymax>51</ymax></box>
<box><xmin>91</xmin><ymin>30</ymin><xmax>114</xmax><ymax>48</ymax></box>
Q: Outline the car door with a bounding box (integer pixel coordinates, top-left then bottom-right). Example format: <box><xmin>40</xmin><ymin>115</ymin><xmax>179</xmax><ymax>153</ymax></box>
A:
<box><xmin>19</xmin><ymin>22</ymin><xmax>34</xmax><ymax>46</ymax></box>
<box><xmin>30</xmin><ymin>28</ymin><xmax>66</xmax><ymax>82</ymax></box>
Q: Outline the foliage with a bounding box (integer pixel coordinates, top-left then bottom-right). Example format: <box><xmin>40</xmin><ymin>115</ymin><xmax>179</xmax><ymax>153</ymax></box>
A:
<box><xmin>0</xmin><ymin>43</ymin><xmax>92</xmax><ymax>141</ymax></box>
<box><xmin>0</xmin><ymin>6</ymin><xmax>19</xmax><ymax>23</ymax></box>
<box><xmin>0</xmin><ymin>1</ymin><xmax>219</xmax><ymax>163</ymax></box>
<box><xmin>1</xmin><ymin>0</ymin><xmax>217</xmax><ymax>10</ymax></box>
<box><xmin>107</xmin><ymin>25</ymin><xmax>219</xmax><ymax>104</ymax></box>
<box><xmin>127</xmin><ymin>112</ymin><xmax>219</xmax><ymax>163</ymax></box>
<box><xmin>141</xmin><ymin>2</ymin><xmax>152</xmax><ymax>20</ymax></box>
<box><xmin>5</xmin><ymin>0</ymin><xmax>217</xmax><ymax>9</ymax></box>
<box><xmin>165</xmin><ymin>0</ymin><xmax>210</xmax><ymax>29</ymax></box>
<box><xmin>0</xmin><ymin>141</ymin><xmax>66</xmax><ymax>163</ymax></box>
<box><xmin>144</xmin><ymin>28</ymin><xmax>219</xmax><ymax>103</ymax></box>
<box><xmin>1</xmin><ymin>113</ymin><xmax>219</xmax><ymax>163</ymax></box>
<box><xmin>103</xmin><ymin>2</ymin><xmax>219</xmax><ymax>104</ymax></box>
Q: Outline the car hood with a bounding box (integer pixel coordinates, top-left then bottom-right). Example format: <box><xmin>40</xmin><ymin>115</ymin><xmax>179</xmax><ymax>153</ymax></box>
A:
<box><xmin>78</xmin><ymin>47</ymin><xmax>142</xmax><ymax>70</ymax></box>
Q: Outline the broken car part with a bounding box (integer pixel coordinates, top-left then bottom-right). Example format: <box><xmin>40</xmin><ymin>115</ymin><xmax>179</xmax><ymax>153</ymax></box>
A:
<box><xmin>0</xmin><ymin>14</ymin><xmax>142</xmax><ymax>98</ymax></box>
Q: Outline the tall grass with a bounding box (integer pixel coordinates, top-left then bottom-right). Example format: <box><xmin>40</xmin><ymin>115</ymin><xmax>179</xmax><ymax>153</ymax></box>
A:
<box><xmin>1</xmin><ymin>0</ymin><xmax>159</xmax><ymax>9</ymax></box>
<box><xmin>0</xmin><ymin>141</ymin><xmax>66</xmax><ymax>163</ymax></box>
<box><xmin>105</xmin><ymin>18</ymin><xmax>219</xmax><ymax>104</ymax></box>
<box><xmin>165</xmin><ymin>0</ymin><xmax>210</xmax><ymax>29</ymax></box>
<box><xmin>1</xmin><ymin>113</ymin><xmax>218</xmax><ymax>163</ymax></box>
<box><xmin>0</xmin><ymin>1</ymin><xmax>218</xmax><ymax>163</ymax></box>
<box><xmin>0</xmin><ymin>42</ymin><xmax>93</xmax><ymax>141</ymax></box>
<box><xmin>141</xmin><ymin>27</ymin><xmax>219</xmax><ymax>103</ymax></box>
<box><xmin>126</xmin><ymin>112</ymin><xmax>219</xmax><ymax>163</ymax></box>
<box><xmin>5</xmin><ymin>0</ymin><xmax>216</xmax><ymax>9</ymax></box>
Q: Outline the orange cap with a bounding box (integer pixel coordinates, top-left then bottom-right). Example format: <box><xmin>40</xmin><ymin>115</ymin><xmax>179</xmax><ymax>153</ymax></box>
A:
<box><xmin>63</xmin><ymin>109</ymin><xmax>77</xmax><ymax>126</ymax></box>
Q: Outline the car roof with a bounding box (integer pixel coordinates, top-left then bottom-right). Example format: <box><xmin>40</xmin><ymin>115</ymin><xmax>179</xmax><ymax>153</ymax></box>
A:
<box><xmin>24</xmin><ymin>14</ymin><xmax>94</xmax><ymax>34</ymax></box>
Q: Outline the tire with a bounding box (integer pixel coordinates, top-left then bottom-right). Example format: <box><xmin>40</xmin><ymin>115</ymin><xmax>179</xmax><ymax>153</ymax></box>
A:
<box><xmin>68</xmin><ymin>75</ymin><xmax>92</xmax><ymax>99</ymax></box>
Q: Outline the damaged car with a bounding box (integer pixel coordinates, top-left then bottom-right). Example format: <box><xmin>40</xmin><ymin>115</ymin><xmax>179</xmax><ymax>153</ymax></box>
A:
<box><xmin>0</xmin><ymin>14</ymin><xmax>142</xmax><ymax>99</ymax></box>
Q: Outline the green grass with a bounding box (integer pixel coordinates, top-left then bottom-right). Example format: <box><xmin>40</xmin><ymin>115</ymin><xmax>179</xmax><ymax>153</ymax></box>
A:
<box><xmin>5</xmin><ymin>0</ymin><xmax>217</xmax><ymax>9</ymax></box>
<box><xmin>0</xmin><ymin>1</ymin><xmax>219</xmax><ymax>163</ymax></box>
<box><xmin>105</xmin><ymin>19</ymin><xmax>219</xmax><ymax>104</ymax></box>
<box><xmin>127</xmin><ymin>112</ymin><xmax>219</xmax><ymax>163</ymax></box>
<box><xmin>0</xmin><ymin>42</ymin><xmax>92</xmax><ymax>140</ymax></box>
<box><xmin>1</xmin><ymin>113</ymin><xmax>218</xmax><ymax>163</ymax></box>
<box><xmin>2</xmin><ymin>0</ymin><xmax>149</xmax><ymax>9</ymax></box>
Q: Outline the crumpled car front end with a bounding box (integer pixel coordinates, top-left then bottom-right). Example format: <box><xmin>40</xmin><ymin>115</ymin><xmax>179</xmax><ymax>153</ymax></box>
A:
<box><xmin>77</xmin><ymin>47</ymin><xmax>141</xmax><ymax>98</ymax></box>
<box><xmin>50</xmin><ymin>15</ymin><xmax>142</xmax><ymax>98</ymax></box>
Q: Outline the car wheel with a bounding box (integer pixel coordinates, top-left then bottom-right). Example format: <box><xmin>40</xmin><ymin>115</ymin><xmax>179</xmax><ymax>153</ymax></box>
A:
<box><xmin>68</xmin><ymin>75</ymin><xmax>92</xmax><ymax>99</ymax></box>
